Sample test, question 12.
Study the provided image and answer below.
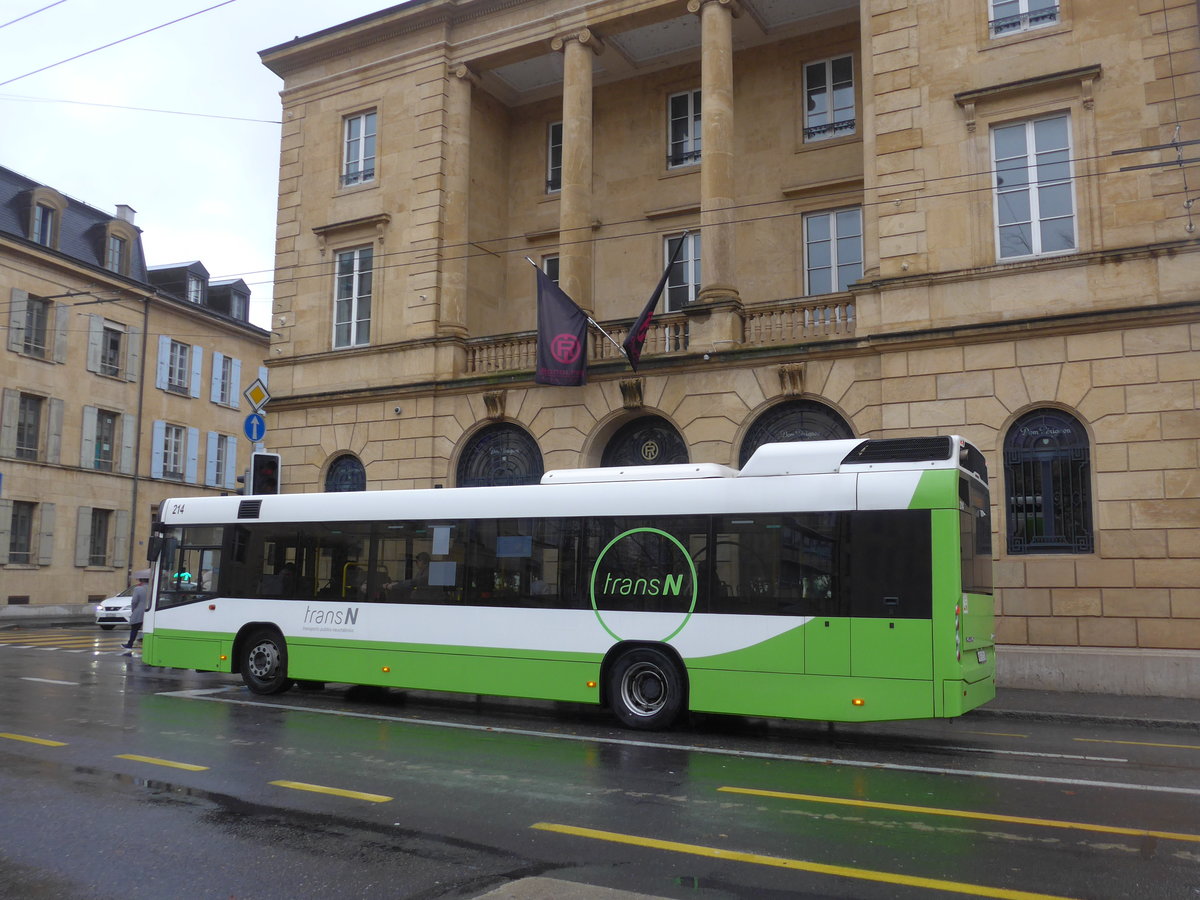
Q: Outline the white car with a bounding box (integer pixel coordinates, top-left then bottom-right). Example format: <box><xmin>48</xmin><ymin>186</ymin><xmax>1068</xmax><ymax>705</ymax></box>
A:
<box><xmin>95</xmin><ymin>586</ymin><xmax>135</xmax><ymax>630</ymax></box>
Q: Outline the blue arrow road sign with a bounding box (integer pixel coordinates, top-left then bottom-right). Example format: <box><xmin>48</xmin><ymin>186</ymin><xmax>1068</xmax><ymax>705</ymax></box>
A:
<box><xmin>243</xmin><ymin>413</ymin><xmax>266</xmax><ymax>442</ymax></box>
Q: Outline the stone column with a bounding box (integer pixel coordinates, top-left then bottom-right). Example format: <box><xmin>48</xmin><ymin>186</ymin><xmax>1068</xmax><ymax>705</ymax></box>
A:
<box><xmin>551</xmin><ymin>29</ymin><xmax>602</xmax><ymax>315</ymax></box>
<box><xmin>689</xmin><ymin>0</ymin><xmax>740</xmax><ymax>305</ymax></box>
<box><xmin>439</xmin><ymin>64</ymin><xmax>475</xmax><ymax>339</ymax></box>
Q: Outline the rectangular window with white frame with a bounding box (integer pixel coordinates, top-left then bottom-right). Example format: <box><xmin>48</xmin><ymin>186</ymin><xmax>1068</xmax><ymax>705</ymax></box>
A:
<box><xmin>333</xmin><ymin>246</ymin><xmax>373</xmax><ymax>349</ymax></box>
<box><xmin>664</xmin><ymin>232</ymin><xmax>701</xmax><ymax>311</ymax></box>
<box><xmin>88</xmin><ymin>508</ymin><xmax>110</xmax><ymax>566</ymax></box>
<box><xmin>167</xmin><ymin>340</ymin><xmax>190</xmax><ymax>393</ymax></box>
<box><xmin>989</xmin><ymin>0</ymin><xmax>1059</xmax><ymax>38</ymax></box>
<box><xmin>210</xmin><ymin>352</ymin><xmax>239</xmax><ymax>408</ymax></box>
<box><xmin>542</xmin><ymin>255</ymin><xmax>560</xmax><ymax>285</ymax></box>
<box><xmin>8</xmin><ymin>501</ymin><xmax>34</xmax><ymax>564</ymax></box>
<box><xmin>992</xmin><ymin>113</ymin><xmax>1076</xmax><ymax>260</ymax></box>
<box><xmin>206</xmin><ymin>432</ymin><xmax>238</xmax><ymax>489</ymax></box>
<box><xmin>162</xmin><ymin>423</ymin><xmax>185</xmax><ymax>480</ymax></box>
<box><xmin>15</xmin><ymin>393</ymin><xmax>43</xmax><ymax>461</ymax></box>
<box><xmin>21</xmin><ymin>295</ymin><xmax>50</xmax><ymax>358</ymax></box>
<box><xmin>106</xmin><ymin>235</ymin><xmax>127</xmax><ymax>273</ymax></box>
<box><xmin>32</xmin><ymin>204</ymin><xmax>54</xmax><ymax>246</ymax></box>
<box><xmin>546</xmin><ymin>121</ymin><xmax>563</xmax><ymax>193</ymax></box>
<box><xmin>342</xmin><ymin>110</ymin><xmax>377</xmax><ymax>187</ymax></box>
<box><xmin>100</xmin><ymin>324</ymin><xmax>123</xmax><ymax>377</ymax></box>
<box><xmin>804</xmin><ymin>55</ymin><xmax>856</xmax><ymax>142</ymax></box>
<box><xmin>94</xmin><ymin>409</ymin><xmax>117</xmax><ymax>472</ymax></box>
<box><xmin>804</xmin><ymin>207</ymin><xmax>863</xmax><ymax>294</ymax></box>
<box><xmin>667</xmin><ymin>90</ymin><xmax>702</xmax><ymax>168</ymax></box>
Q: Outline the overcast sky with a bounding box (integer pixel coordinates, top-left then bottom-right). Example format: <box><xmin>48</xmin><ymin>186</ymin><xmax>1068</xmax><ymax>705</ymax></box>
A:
<box><xmin>1</xmin><ymin>0</ymin><xmax>404</xmax><ymax>327</ymax></box>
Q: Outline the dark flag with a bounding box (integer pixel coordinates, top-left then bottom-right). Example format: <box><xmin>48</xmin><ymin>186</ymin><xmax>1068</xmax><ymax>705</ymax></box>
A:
<box><xmin>534</xmin><ymin>268</ymin><xmax>588</xmax><ymax>386</ymax></box>
<box><xmin>621</xmin><ymin>232</ymin><xmax>687</xmax><ymax>372</ymax></box>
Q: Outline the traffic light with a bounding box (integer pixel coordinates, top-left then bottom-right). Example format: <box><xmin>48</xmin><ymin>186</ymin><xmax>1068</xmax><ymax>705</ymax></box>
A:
<box><xmin>250</xmin><ymin>452</ymin><xmax>281</xmax><ymax>495</ymax></box>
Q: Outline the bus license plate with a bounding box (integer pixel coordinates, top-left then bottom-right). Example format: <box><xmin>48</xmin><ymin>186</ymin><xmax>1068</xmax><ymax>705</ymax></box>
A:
<box><xmin>976</xmin><ymin>649</ymin><xmax>987</xmax><ymax>664</ymax></box>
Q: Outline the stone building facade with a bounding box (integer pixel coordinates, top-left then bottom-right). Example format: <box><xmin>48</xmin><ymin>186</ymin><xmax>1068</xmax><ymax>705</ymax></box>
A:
<box><xmin>0</xmin><ymin>165</ymin><xmax>270</xmax><ymax>610</ymax></box>
<box><xmin>259</xmin><ymin>0</ymin><xmax>1199</xmax><ymax>695</ymax></box>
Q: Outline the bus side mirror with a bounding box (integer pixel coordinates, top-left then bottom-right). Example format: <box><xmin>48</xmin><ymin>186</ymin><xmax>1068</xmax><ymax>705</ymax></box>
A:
<box><xmin>146</xmin><ymin>536</ymin><xmax>162</xmax><ymax>562</ymax></box>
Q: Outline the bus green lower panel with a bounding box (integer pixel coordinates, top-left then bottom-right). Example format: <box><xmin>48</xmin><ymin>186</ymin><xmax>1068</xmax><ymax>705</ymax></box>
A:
<box><xmin>942</xmin><ymin>675</ymin><xmax>997</xmax><ymax>717</ymax></box>
<box><xmin>286</xmin><ymin>640</ymin><xmax>603</xmax><ymax>705</ymax></box>
<box><xmin>144</xmin><ymin>633</ymin><xmax>230</xmax><ymax>672</ymax></box>
<box><xmin>689</xmin><ymin>669</ymin><xmax>935</xmax><ymax>722</ymax></box>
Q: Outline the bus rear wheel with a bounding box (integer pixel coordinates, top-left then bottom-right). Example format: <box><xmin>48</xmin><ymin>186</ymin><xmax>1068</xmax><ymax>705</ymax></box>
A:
<box><xmin>609</xmin><ymin>647</ymin><xmax>685</xmax><ymax>730</ymax></box>
<box><xmin>241</xmin><ymin>629</ymin><xmax>294</xmax><ymax>695</ymax></box>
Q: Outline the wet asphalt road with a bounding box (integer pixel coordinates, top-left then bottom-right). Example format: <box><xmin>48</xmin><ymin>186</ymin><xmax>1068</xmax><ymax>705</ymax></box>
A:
<box><xmin>2</xmin><ymin>625</ymin><xmax>1199</xmax><ymax>899</ymax></box>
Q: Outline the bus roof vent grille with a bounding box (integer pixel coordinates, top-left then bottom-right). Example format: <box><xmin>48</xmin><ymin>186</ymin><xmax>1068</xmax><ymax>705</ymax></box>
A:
<box><xmin>962</xmin><ymin>442</ymin><xmax>988</xmax><ymax>483</ymax></box>
<box><xmin>237</xmin><ymin>499</ymin><xmax>263</xmax><ymax>519</ymax></box>
<box><xmin>841</xmin><ymin>436</ymin><xmax>953</xmax><ymax>465</ymax></box>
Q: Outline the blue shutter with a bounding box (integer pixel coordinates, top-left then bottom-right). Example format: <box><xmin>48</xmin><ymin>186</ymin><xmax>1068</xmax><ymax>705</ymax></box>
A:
<box><xmin>185</xmin><ymin>427</ymin><xmax>200</xmax><ymax>483</ymax></box>
<box><xmin>156</xmin><ymin>335</ymin><xmax>171</xmax><ymax>390</ymax></box>
<box><xmin>151</xmin><ymin>420</ymin><xmax>165</xmax><ymax>478</ymax></box>
<box><xmin>210</xmin><ymin>351</ymin><xmax>224</xmax><ymax>403</ymax></box>
<box><xmin>189</xmin><ymin>347</ymin><xmax>204</xmax><ymax>399</ymax></box>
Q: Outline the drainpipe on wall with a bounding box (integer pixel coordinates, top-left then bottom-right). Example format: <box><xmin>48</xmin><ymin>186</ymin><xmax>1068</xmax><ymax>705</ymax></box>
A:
<box><xmin>126</xmin><ymin>289</ymin><xmax>152</xmax><ymax>581</ymax></box>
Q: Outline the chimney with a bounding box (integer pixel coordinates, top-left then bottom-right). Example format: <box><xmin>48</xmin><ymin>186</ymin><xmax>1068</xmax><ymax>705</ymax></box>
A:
<box><xmin>115</xmin><ymin>204</ymin><xmax>136</xmax><ymax>225</ymax></box>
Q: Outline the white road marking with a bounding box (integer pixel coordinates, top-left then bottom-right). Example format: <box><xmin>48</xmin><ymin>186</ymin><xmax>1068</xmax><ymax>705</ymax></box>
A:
<box><xmin>158</xmin><ymin>688</ymin><xmax>1200</xmax><ymax>798</ymax></box>
<box><xmin>20</xmin><ymin>677</ymin><xmax>79</xmax><ymax>686</ymax></box>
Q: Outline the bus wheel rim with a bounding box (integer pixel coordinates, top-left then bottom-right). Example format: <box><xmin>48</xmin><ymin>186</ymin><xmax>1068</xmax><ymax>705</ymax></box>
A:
<box><xmin>248</xmin><ymin>641</ymin><xmax>278</xmax><ymax>679</ymax></box>
<box><xmin>622</xmin><ymin>662</ymin><xmax>666</xmax><ymax>717</ymax></box>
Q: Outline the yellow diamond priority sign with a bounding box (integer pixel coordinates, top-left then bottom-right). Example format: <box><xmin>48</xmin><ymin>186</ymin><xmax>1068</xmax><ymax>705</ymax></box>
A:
<box><xmin>243</xmin><ymin>378</ymin><xmax>270</xmax><ymax>411</ymax></box>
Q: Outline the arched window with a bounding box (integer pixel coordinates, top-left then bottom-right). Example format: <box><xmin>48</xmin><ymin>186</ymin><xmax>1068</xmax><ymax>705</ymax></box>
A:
<box><xmin>601</xmin><ymin>415</ymin><xmax>688</xmax><ymax>467</ymax></box>
<box><xmin>1004</xmin><ymin>409</ymin><xmax>1093</xmax><ymax>554</ymax></box>
<box><xmin>456</xmin><ymin>424</ymin><xmax>543</xmax><ymax>487</ymax></box>
<box><xmin>325</xmin><ymin>454</ymin><xmax>366</xmax><ymax>492</ymax></box>
<box><xmin>738</xmin><ymin>399</ymin><xmax>853</xmax><ymax>467</ymax></box>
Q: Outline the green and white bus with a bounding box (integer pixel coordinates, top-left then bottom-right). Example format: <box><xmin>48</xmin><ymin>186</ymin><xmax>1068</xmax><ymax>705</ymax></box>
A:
<box><xmin>144</xmin><ymin>435</ymin><xmax>995</xmax><ymax>729</ymax></box>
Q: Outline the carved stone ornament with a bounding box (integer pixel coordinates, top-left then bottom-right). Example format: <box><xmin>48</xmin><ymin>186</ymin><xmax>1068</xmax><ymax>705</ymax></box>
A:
<box><xmin>619</xmin><ymin>378</ymin><xmax>644</xmax><ymax>410</ymax></box>
<box><xmin>778</xmin><ymin>363</ymin><xmax>805</xmax><ymax>396</ymax></box>
<box><xmin>484</xmin><ymin>391</ymin><xmax>506</xmax><ymax>420</ymax></box>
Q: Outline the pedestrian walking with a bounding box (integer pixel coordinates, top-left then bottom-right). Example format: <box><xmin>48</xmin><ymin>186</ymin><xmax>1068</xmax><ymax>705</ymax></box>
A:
<box><xmin>122</xmin><ymin>570</ymin><xmax>150</xmax><ymax>654</ymax></box>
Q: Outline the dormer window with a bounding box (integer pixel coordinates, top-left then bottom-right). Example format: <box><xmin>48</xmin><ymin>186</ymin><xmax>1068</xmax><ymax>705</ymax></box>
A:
<box><xmin>32</xmin><ymin>204</ymin><xmax>54</xmax><ymax>246</ymax></box>
<box><xmin>187</xmin><ymin>274</ymin><xmax>203</xmax><ymax>304</ymax></box>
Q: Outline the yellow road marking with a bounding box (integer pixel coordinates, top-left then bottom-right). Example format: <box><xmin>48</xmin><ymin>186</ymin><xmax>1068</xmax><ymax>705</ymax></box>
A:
<box><xmin>964</xmin><ymin>730</ymin><xmax>1029</xmax><ymax>738</ymax></box>
<box><xmin>269</xmin><ymin>780</ymin><xmax>391</xmax><ymax>803</ymax></box>
<box><xmin>533</xmin><ymin>822</ymin><xmax>1074</xmax><ymax>900</ymax></box>
<box><xmin>115</xmin><ymin>754</ymin><xmax>209</xmax><ymax>772</ymax></box>
<box><xmin>0</xmin><ymin>732</ymin><xmax>66</xmax><ymax>747</ymax></box>
<box><xmin>1075</xmin><ymin>737</ymin><xmax>1200</xmax><ymax>751</ymax></box>
<box><xmin>718</xmin><ymin>786</ymin><xmax>1200</xmax><ymax>844</ymax></box>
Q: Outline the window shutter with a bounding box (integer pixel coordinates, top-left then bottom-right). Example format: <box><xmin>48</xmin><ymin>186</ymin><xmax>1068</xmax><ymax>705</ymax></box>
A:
<box><xmin>87</xmin><ymin>315</ymin><xmax>103</xmax><ymax>373</ymax></box>
<box><xmin>53</xmin><ymin>302</ymin><xmax>69</xmax><ymax>363</ymax></box>
<box><xmin>46</xmin><ymin>398</ymin><xmax>63</xmax><ymax>464</ymax></box>
<box><xmin>119</xmin><ymin>413</ymin><xmax>136</xmax><ymax>475</ymax></box>
<box><xmin>156</xmin><ymin>335</ymin><xmax>171</xmax><ymax>390</ymax></box>
<box><xmin>81</xmin><ymin>406</ymin><xmax>98</xmax><ymax>469</ymax></box>
<box><xmin>189</xmin><ymin>347</ymin><xmax>204</xmax><ymax>398</ymax></box>
<box><xmin>125</xmin><ymin>325</ymin><xmax>141</xmax><ymax>382</ymax></box>
<box><xmin>75</xmin><ymin>506</ymin><xmax>92</xmax><ymax>567</ymax></box>
<box><xmin>113</xmin><ymin>509</ymin><xmax>130</xmax><ymax>569</ymax></box>
<box><xmin>258</xmin><ymin>365</ymin><xmax>268</xmax><ymax>388</ymax></box>
<box><xmin>7</xmin><ymin>290</ymin><xmax>26</xmax><ymax>353</ymax></box>
<box><xmin>205</xmin><ymin>431</ymin><xmax>218</xmax><ymax>486</ymax></box>
<box><xmin>0</xmin><ymin>389</ymin><xmax>18</xmax><ymax>458</ymax></box>
<box><xmin>224</xmin><ymin>435</ymin><xmax>238</xmax><ymax>488</ymax></box>
<box><xmin>210</xmin><ymin>351</ymin><xmax>224</xmax><ymax>403</ymax></box>
<box><xmin>0</xmin><ymin>499</ymin><xmax>11</xmax><ymax>564</ymax></box>
<box><xmin>38</xmin><ymin>503</ymin><xmax>55</xmax><ymax>566</ymax></box>
<box><xmin>230</xmin><ymin>358</ymin><xmax>242</xmax><ymax>409</ymax></box>
<box><xmin>185</xmin><ymin>427</ymin><xmax>200</xmax><ymax>483</ymax></box>
<box><xmin>151</xmin><ymin>420</ymin><xmax>165</xmax><ymax>478</ymax></box>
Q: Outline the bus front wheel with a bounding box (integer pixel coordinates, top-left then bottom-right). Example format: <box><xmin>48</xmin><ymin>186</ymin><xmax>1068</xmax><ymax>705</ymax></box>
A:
<box><xmin>609</xmin><ymin>647</ymin><xmax>685</xmax><ymax>730</ymax></box>
<box><xmin>240</xmin><ymin>629</ymin><xmax>294</xmax><ymax>695</ymax></box>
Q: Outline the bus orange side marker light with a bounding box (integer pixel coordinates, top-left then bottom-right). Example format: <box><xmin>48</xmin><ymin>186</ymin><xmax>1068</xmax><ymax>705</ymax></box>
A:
<box><xmin>852</xmin><ymin>698</ymin><xmax>865</xmax><ymax>706</ymax></box>
<box><xmin>219</xmin><ymin>655</ymin><xmax>227</xmax><ymax>661</ymax></box>
<box><xmin>382</xmin><ymin>666</ymin><xmax>391</xmax><ymax>673</ymax></box>
<box><xmin>586</xmin><ymin>681</ymin><xmax>597</xmax><ymax>688</ymax></box>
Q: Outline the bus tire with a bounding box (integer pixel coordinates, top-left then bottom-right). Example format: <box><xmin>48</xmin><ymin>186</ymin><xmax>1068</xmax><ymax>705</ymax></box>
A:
<box><xmin>240</xmin><ymin>628</ymin><xmax>294</xmax><ymax>695</ymax></box>
<box><xmin>608</xmin><ymin>647</ymin><xmax>685</xmax><ymax>730</ymax></box>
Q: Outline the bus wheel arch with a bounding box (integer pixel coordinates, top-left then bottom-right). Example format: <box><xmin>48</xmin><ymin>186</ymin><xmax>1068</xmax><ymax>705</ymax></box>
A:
<box><xmin>602</xmin><ymin>643</ymin><xmax>688</xmax><ymax>730</ymax></box>
<box><xmin>235</xmin><ymin>624</ymin><xmax>294</xmax><ymax>695</ymax></box>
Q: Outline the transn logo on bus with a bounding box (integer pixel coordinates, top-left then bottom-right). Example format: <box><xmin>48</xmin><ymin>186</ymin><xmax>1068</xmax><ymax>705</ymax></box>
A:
<box><xmin>589</xmin><ymin>527</ymin><xmax>698</xmax><ymax>643</ymax></box>
<box><xmin>303</xmin><ymin>605</ymin><xmax>360</xmax><ymax>626</ymax></box>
